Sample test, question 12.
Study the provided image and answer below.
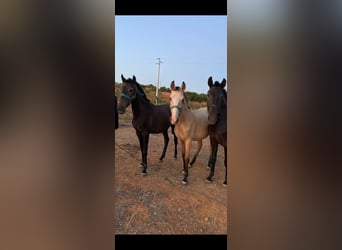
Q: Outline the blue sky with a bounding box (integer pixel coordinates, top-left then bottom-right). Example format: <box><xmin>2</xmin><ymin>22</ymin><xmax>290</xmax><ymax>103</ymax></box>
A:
<box><xmin>115</xmin><ymin>16</ymin><xmax>227</xmax><ymax>94</ymax></box>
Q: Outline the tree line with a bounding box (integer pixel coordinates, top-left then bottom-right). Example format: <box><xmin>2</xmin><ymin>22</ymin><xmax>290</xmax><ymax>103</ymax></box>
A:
<box><xmin>115</xmin><ymin>83</ymin><xmax>207</xmax><ymax>103</ymax></box>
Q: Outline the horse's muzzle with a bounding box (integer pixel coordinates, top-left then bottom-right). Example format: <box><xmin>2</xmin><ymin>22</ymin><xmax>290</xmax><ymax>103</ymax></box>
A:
<box><xmin>208</xmin><ymin>106</ymin><xmax>218</xmax><ymax>125</ymax></box>
<box><xmin>170</xmin><ymin>117</ymin><xmax>178</xmax><ymax>125</ymax></box>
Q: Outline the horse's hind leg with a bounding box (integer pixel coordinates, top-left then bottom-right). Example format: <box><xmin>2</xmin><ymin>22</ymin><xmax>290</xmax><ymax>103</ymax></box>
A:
<box><xmin>189</xmin><ymin>140</ymin><xmax>203</xmax><ymax>166</ymax></box>
<box><xmin>136</xmin><ymin>131</ymin><xmax>144</xmax><ymax>167</ymax></box>
<box><xmin>159</xmin><ymin>131</ymin><xmax>169</xmax><ymax>162</ymax></box>
<box><xmin>171</xmin><ymin>125</ymin><xmax>178</xmax><ymax>159</ymax></box>
<box><xmin>206</xmin><ymin>140</ymin><xmax>218</xmax><ymax>183</ymax></box>
<box><xmin>207</xmin><ymin>143</ymin><xmax>213</xmax><ymax>169</ymax></box>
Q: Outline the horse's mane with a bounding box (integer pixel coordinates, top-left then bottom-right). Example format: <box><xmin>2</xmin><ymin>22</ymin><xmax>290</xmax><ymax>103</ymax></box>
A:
<box><xmin>183</xmin><ymin>92</ymin><xmax>191</xmax><ymax>109</ymax></box>
<box><xmin>135</xmin><ymin>81</ymin><xmax>151</xmax><ymax>103</ymax></box>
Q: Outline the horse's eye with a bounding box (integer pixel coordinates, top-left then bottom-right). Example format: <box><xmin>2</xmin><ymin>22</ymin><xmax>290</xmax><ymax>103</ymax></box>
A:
<box><xmin>129</xmin><ymin>89</ymin><xmax>133</xmax><ymax>93</ymax></box>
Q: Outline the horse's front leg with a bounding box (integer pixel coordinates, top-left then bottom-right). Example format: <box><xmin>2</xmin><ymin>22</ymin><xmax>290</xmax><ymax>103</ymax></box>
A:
<box><xmin>159</xmin><ymin>131</ymin><xmax>169</xmax><ymax>162</ymax></box>
<box><xmin>190</xmin><ymin>140</ymin><xmax>203</xmax><ymax>166</ymax></box>
<box><xmin>206</xmin><ymin>139</ymin><xmax>218</xmax><ymax>183</ymax></box>
<box><xmin>179</xmin><ymin>140</ymin><xmax>186</xmax><ymax>175</ymax></box>
<box><xmin>207</xmin><ymin>141</ymin><xmax>213</xmax><ymax>169</ymax></box>
<box><xmin>171</xmin><ymin>125</ymin><xmax>178</xmax><ymax>159</ymax></box>
<box><xmin>182</xmin><ymin>139</ymin><xmax>192</xmax><ymax>185</ymax></box>
<box><xmin>141</xmin><ymin>132</ymin><xmax>150</xmax><ymax>176</ymax></box>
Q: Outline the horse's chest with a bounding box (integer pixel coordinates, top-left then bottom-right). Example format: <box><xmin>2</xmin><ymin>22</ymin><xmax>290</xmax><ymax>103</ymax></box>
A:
<box><xmin>209</xmin><ymin>126</ymin><xmax>227</xmax><ymax>146</ymax></box>
<box><xmin>132</xmin><ymin>118</ymin><xmax>143</xmax><ymax>130</ymax></box>
<box><xmin>174</xmin><ymin>125</ymin><xmax>189</xmax><ymax>140</ymax></box>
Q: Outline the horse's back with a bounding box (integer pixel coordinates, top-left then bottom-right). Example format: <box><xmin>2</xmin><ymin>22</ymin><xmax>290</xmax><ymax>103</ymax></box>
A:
<box><xmin>134</xmin><ymin>103</ymin><xmax>171</xmax><ymax>134</ymax></box>
<box><xmin>193</xmin><ymin>108</ymin><xmax>209</xmax><ymax>126</ymax></box>
<box><xmin>153</xmin><ymin>103</ymin><xmax>172</xmax><ymax>124</ymax></box>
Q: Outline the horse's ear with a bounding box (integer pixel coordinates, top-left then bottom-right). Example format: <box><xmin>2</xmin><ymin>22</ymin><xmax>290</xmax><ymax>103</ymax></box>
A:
<box><xmin>133</xmin><ymin>75</ymin><xmax>136</xmax><ymax>82</ymax></box>
<box><xmin>181</xmin><ymin>82</ymin><xmax>186</xmax><ymax>91</ymax></box>
<box><xmin>121</xmin><ymin>74</ymin><xmax>126</xmax><ymax>82</ymax></box>
<box><xmin>221</xmin><ymin>78</ymin><xmax>226</xmax><ymax>88</ymax></box>
<box><xmin>208</xmin><ymin>76</ymin><xmax>213</xmax><ymax>87</ymax></box>
<box><xmin>170</xmin><ymin>81</ymin><xmax>175</xmax><ymax>90</ymax></box>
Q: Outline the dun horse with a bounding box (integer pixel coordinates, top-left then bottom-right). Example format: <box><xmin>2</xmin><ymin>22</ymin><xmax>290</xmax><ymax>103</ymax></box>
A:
<box><xmin>206</xmin><ymin>76</ymin><xmax>227</xmax><ymax>186</ymax></box>
<box><xmin>117</xmin><ymin>75</ymin><xmax>178</xmax><ymax>175</ymax></box>
<box><xmin>169</xmin><ymin>81</ymin><xmax>209</xmax><ymax>184</ymax></box>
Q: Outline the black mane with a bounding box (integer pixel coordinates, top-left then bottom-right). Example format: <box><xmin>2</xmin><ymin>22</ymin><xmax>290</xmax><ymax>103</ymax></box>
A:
<box><xmin>135</xmin><ymin>81</ymin><xmax>151</xmax><ymax>103</ymax></box>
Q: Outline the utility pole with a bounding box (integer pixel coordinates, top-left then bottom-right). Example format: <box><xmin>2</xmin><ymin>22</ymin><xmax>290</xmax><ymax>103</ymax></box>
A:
<box><xmin>155</xmin><ymin>58</ymin><xmax>163</xmax><ymax>104</ymax></box>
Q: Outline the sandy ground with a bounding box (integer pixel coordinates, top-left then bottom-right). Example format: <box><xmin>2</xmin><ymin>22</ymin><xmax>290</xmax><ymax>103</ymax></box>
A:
<box><xmin>115</xmin><ymin>115</ymin><xmax>227</xmax><ymax>234</ymax></box>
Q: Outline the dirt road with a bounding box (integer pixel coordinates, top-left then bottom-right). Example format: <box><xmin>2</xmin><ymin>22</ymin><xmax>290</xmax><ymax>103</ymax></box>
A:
<box><xmin>115</xmin><ymin>117</ymin><xmax>227</xmax><ymax>234</ymax></box>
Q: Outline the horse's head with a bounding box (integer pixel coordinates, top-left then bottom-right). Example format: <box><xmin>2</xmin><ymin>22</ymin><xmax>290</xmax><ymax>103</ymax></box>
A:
<box><xmin>207</xmin><ymin>76</ymin><xmax>227</xmax><ymax>125</ymax></box>
<box><xmin>169</xmin><ymin>81</ymin><xmax>186</xmax><ymax>125</ymax></box>
<box><xmin>117</xmin><ymin>74</ymin><xmax>138</xmax><ymax>114</ymax></box>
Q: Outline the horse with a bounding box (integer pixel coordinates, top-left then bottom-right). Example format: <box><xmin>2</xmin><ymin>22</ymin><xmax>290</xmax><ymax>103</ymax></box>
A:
<box><xmin>169</xmin><ymin>81</ymin><xmax>209</xmax><ymax>185</ymax></box>
<box><xmin>206</xmin><ymin>76</ymin><xmax>227</xmax><ymax>186</ymax></box>
<box><xmin>117</xmin><ymin>74</ymin><xmax>178</xmax><ymax>175</ymax></box>
<box><xmin>115</xmin><ymin>95</ymin><xmax>119</xmax><ymax>129</ymax></box>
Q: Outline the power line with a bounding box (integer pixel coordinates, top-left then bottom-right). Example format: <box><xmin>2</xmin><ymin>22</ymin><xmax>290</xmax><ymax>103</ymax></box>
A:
<box><xmin>155</xmin><ymin>58</ymin><xmax>163</xmax><ymax>104</ymax></box>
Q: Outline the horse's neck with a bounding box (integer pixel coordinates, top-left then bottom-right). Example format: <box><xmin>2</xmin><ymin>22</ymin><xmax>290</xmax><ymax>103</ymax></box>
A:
<box><xmin>178</xmin><ymin>105</ymin><xmax>193</xmax><ymax>123</ymax></box>
<box><xmin>131</xmin><ymin>96</ymin><xmax>151</xmax><ymax>117</ymax></box>
<box><xmin>220</xmin><ymin>104</ymin><xmax>227</xmax><ymax>115</ymax></box>
<box><xmin>218</xmin><ymin>105</ymin><xmax>227</xmax><ymax>121</ymax></box>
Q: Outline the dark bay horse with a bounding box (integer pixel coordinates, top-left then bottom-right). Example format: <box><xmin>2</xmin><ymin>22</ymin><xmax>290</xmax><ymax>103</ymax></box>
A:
<box><xmin>117</xmin><ymin>75</ymin><xmax>178</xmax><ymax>175</ymax></box>
<box><xmin>206</xmin><ymin>76</ymin><xmax>227</xmax><ymax>186</ymax></box>
<box><xmin>169</xmin><ymin>81</ymin><xmax>209</xmax><ymax>185</ymax></box>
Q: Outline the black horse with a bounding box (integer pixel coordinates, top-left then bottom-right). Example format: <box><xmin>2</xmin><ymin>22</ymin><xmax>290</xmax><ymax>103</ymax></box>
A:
<box><xmin>117</xmin><ymin>74</ymin><xmax>178</xmax><ymax>175</ymax></box>
<box><xmin>115</xmin><ymin>95</ymin><xmax>119</xmax><ymax>129</ymax></box>
<box><xmin>206</xmin><ymin>76</ymin><xmax>227</xmax><ymax>186</ymax></box>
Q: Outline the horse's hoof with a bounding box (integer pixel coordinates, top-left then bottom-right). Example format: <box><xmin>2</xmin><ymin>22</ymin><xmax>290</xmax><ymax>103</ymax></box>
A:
<box><xmin>174</xmin><ymin>156</ymin><xmax>177</xmax><ymax>160</ymax></box>
<box><xmin>141</xmin><ymin>172</ymin><xmax>147</xmax><ymax>176</ymax></box>
<box><xmin>223</xmin><ymin>182</ymin><xmax>227</xmax><ymax>187</ymax></box>
<box><xmin>139</xmin><ymin>163</ymin><xmax>144</xmax><ymax>168</ymax></box>
<box><xmin>182</xmin><ymin>171</ymin><xmax>186</xmax><ymax>175</ymax></box>
<box><xmin>182</xmin><ymin>180</ymin><xmax>188</xmax><ymax>185</ymax></box>
<box><xmin>206</xmin><ymin>178</ymin><xmax>213</xmax><ymax>183</ymax></box>
<box><xmin>207</xmin><ymin>166</ymin><xmax>211</xmax><ymax>169</ymax></box>
<box><xmin>159</xmin><ymin>159</ymin><xmax>163</xmax><ymax>162</ymax></box>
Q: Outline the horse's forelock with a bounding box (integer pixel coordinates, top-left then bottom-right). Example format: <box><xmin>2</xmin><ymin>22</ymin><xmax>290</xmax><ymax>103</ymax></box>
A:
<box><xmin>122</xmin><ymin>77</ymin><xmax>133</xmax><ymax>83</ymax></box>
